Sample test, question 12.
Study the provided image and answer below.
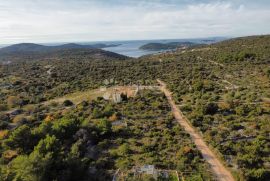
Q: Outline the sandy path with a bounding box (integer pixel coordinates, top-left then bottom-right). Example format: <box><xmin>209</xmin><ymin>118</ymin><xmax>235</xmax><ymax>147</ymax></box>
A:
<box><xmin>208</xmin><ymin>60</ymin><xmax>225</xmax><ymax>67</ymax></box>
<box><xmin>157</xmin><ymin>79</ymin><xmax>235</xmax><ymax>181</ymax></box>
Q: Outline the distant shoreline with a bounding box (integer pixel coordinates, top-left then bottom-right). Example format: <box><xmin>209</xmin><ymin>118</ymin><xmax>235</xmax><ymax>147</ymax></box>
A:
<box><xmin>0</xmin><ymin>37</ymin><xmax>227</xmax><ymax>58</ymax></box>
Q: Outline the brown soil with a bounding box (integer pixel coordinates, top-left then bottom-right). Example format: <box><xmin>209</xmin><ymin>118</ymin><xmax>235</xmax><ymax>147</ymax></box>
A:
<box><xmin>157</xmin><ymin>79</ymin><xmax>235</xmax><ymax>181</ymax></box>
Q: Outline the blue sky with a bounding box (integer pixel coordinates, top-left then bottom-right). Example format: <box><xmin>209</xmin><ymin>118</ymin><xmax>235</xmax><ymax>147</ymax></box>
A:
<box><xmin>0</xmin><ymin>0</ymin><xmax>270</xmax><ymax>44</ymax></box>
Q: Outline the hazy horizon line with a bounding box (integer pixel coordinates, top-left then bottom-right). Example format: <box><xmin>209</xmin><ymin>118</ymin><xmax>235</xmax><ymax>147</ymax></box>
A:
<box><xmin>0</xmin><ymin>35</ymin><xmax>233</xmax><ymax>47</ymax></box>
<box><xmin>2</xmin><ymin>33</ymin><xmax>270</xmax><ymax>47</ymax></box>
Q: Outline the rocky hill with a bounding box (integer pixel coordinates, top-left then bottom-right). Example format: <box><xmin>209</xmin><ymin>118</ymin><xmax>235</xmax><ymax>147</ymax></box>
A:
<box><xmin>0</xmin><ymin>43</ymin><xmax>127</xmax><ymax>62</ymax></box>
<box><xmin>139</xmin><ymin>42</ymin><xmax>199</xmax><ymax>51</ymax></box>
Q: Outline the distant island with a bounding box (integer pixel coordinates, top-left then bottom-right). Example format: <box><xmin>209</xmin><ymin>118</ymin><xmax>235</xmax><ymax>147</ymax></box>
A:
<box><xmin>139</xmin><ymin>42</ymin><xmax>200</xmax><ymax>51</ymax></box>
<box><xmin>0</xmin><ymin>43</ymin><xmax>120</xmax><ymax>55</ymax></box>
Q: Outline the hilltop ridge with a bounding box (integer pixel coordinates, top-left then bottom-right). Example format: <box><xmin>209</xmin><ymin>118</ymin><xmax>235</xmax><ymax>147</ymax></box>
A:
<box><xmin>139</xmin><ymin>41</ymin><xmax>200</xmax><ymax>51</ymax></box>
<box><xmin>0</xmin><ymin>43</ymin><xmax>126</xmax><ymax>62</ymax></box>
<box><xmin>0</xmin><ymin>42</ymin><xmax>120</xmax><ymax>55</ymax></box>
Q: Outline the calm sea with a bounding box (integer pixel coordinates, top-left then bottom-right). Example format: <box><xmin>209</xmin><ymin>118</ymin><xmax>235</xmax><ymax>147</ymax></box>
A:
<box><xmin>0</xmin><ymin>37</ymin><xmax>227</xmax><ymax>58</ymax></box>
<box><xmin>87</xmin><ymin>38</ymin><xmax>226</xmax><ymax>57</ymax></box>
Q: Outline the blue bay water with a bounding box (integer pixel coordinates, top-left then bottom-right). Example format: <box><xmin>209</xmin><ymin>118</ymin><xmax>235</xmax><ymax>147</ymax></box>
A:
<box><xmin>90</xmin><ymin>38</ymin><xmax>226</xmax><ymax>58</ymax></box>
<box><xmin>0</xmin><ymin>37</ymin><xmax>227</xmax><ymax>58</ymax></box>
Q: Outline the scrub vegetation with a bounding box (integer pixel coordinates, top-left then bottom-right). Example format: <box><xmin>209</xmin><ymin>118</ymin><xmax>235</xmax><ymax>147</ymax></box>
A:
<box><xmin>0</xmin><ymin>35</ymin><xmax>270</xmax><ymax>180</ymax></box>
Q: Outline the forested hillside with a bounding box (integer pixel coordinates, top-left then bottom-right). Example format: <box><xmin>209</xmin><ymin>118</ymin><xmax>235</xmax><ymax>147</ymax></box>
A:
<box><xmin>139</xmin><ymin>42</ymin><xmax>197</xmax><ymax>51</ymax></box>
<box><xmin>0</xmin><ymin>43</ymin><xmax>120</xmax><ymax>55</ymax></box>
<box><xmin>0</xmin><ymin>35</ymin><xmax>270</xmax><ymax>180</ymax></box>
<box><xmin>147</xmin><ymin>35</ymin><xmax>270</xmax><ymax>180</ymax></box>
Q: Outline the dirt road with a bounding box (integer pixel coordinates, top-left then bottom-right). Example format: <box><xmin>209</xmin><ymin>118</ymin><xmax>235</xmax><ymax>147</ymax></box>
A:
<box><xmin>208</xmin><ymin>60</ymin><xmax>225</xmax><ymax>67</ymax></box>
<box><xmin>157</xmin><ymin>79</ymin><xmax>235</xmax><ymax>181</ymax></box>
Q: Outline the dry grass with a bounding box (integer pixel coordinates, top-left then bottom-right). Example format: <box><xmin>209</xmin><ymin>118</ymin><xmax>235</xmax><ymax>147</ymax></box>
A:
<box><xmin>44</xmin><ymin>86</ymin><xmax>138</xmax><ymax>105</ymax></box>
<box><xmin>44</xmin><ymin>115</ymin><xmax>55</xmax><ymax>122</ymax></box>
<box><xmin>12</xmin><ymin>115</ymin><xmax>27</xmax><ymax>123</ymax></box>
<box><xmin>3</xmin><ymin>150</ymin><xmax>18</xmax><ymax>160</ymax></box>
<box><xmin>0</xmin><ymin>130</ymin><xmax>9</xmax><ymax>139</ymax></box>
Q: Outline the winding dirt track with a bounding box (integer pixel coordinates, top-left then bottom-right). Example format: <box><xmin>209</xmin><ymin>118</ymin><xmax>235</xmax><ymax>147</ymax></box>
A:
<box><xmin>157</xmin><ymin>79</ymin><xmax>235</xmax><ymax>181</ymax></box>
